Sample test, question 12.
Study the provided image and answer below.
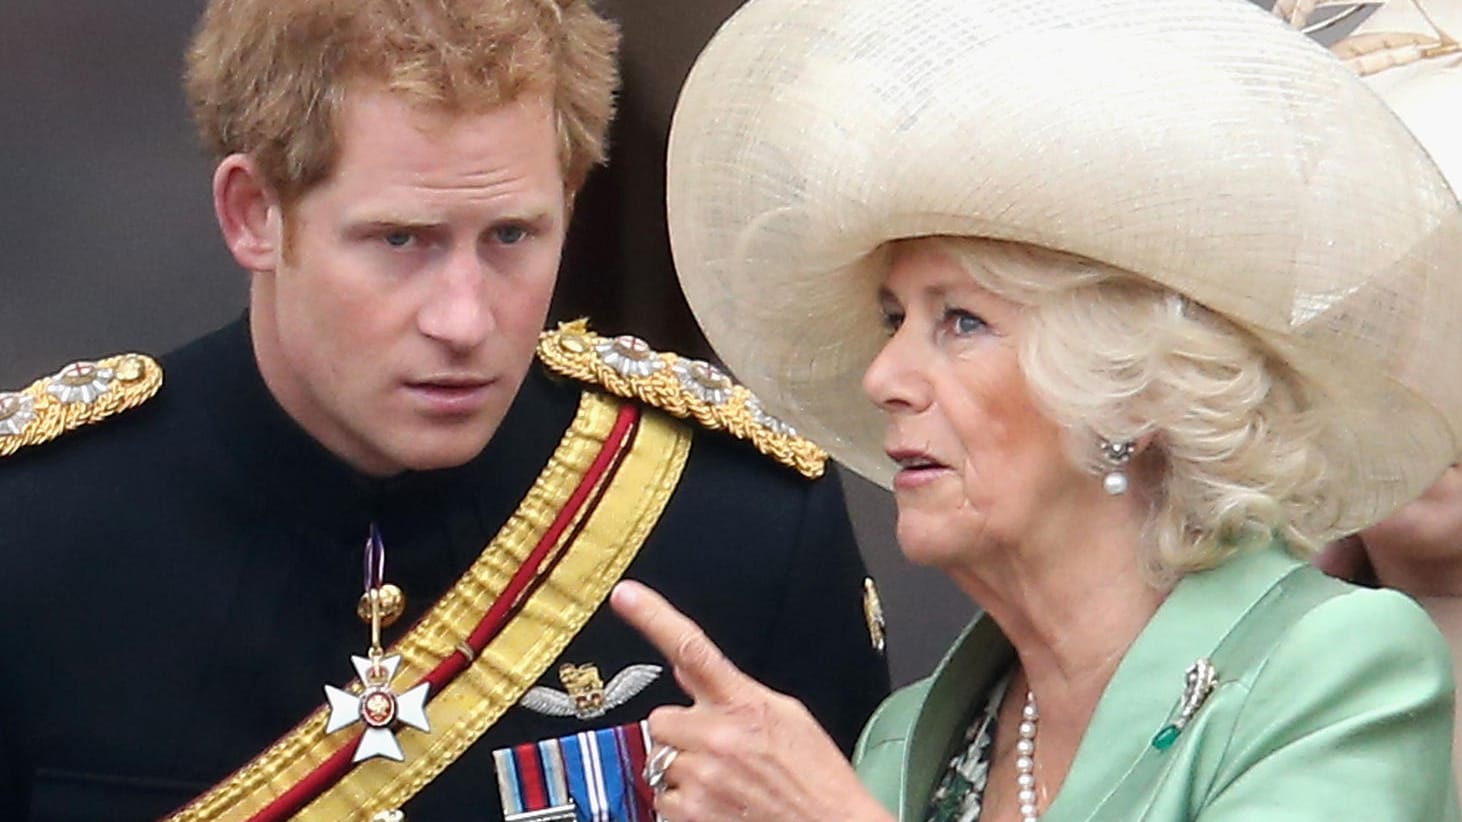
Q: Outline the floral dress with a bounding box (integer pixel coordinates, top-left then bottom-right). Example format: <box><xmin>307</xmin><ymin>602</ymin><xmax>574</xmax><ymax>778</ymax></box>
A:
<box><xmin>924</xmin><ymin>670</ymin><xmax>1014</xmax><ymax>822</ymax></box>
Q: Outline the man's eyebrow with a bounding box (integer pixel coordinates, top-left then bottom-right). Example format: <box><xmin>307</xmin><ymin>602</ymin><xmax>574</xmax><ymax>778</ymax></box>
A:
<box><xmin>343</xmin><ymin>211</ymin><xmax>440</xmax><ymax>228</ymax></box>
<box><xmin>346</xmin><ymin>206</ymin><xmax>559</xmax><ymax>227</ymax></box>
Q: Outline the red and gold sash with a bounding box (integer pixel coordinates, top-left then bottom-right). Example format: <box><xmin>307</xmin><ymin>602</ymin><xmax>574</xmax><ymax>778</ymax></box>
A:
<box><xmin>168</xmin><ymin>391</ymin><xmax>691</xmax><ymax>821</ymax></box>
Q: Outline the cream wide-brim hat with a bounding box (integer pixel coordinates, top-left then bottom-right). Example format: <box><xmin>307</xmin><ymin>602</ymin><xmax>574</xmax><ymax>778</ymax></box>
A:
<box><xmin>666</xmin><ymin>0</ymin><xmax>1462</xmax><ymax>536</ymax></box>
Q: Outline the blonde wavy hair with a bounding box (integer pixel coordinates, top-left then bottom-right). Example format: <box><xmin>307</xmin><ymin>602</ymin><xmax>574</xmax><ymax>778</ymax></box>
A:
<box><xmin>184</xmin><ymin>0</ymin><xmax>620</xmax><ymax>205</ymax></box>
<box><xmin>929</xmin><ymin>237</ymin><xmax>1341</xmax><ymax>583</ymax></box>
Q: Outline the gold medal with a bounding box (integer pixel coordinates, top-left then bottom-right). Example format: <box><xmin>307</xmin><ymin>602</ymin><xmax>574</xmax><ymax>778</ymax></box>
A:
<box><xmin>322</xmin><ymin>526</ymin><xmax>431</xmax><ymax>762</ymax></box>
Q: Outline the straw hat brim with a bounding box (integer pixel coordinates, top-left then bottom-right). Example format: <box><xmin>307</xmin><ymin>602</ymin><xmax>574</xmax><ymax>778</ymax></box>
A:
<box><xmin>667</xmin><ymin>0</ymin><xmax>1462</xmax><ymax>536</ymax></box>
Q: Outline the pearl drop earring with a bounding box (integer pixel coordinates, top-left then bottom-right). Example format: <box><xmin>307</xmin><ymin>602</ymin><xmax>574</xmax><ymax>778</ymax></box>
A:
<box><xmin>1099</xmin><ymin>439</ymin><xmax>1136</xmax><ymax>495</ymax></box>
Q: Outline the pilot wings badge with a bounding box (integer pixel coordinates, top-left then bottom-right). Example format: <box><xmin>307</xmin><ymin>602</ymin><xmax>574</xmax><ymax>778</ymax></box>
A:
<box><xmin>519</xmin><ymin>663</ymin><xmax>663</xmax><ymax>720</ymax></box>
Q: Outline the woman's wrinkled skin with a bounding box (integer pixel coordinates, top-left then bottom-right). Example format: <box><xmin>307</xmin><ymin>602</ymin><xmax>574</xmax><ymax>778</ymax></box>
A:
<box><xmin>610</xmin><ymin>581</ymin><xmax>888</xmax><ymax>821</ymax></box>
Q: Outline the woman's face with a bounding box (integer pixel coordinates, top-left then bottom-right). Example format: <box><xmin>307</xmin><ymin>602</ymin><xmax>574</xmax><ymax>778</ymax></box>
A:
<box><xmin>862</xmin><ymin>241</ymin><xmax>1087</xmax><ymax>569</ymax></box>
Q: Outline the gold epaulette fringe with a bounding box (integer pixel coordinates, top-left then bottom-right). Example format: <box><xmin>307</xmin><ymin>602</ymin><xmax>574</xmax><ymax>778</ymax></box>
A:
<box><xmin>0</xmin><ymin>354</ymin><xmax>163</xmax><ymax>459</ymax></box>
<box><xmin>537</xmin><ymin>319</ymin><xmax>827</xmax><ymax>479</ymax></box>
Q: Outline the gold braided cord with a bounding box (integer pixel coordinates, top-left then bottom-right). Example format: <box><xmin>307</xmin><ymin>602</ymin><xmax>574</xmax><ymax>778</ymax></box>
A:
<box><xmin>166</xmin><ymin>391</ymin><xmax>691</xmax><ymax>821</ymax></box>
<box><xmin>0</xmin><ymin>354</ymin><xmax>163</xmax><ymax>459</ymax></box>
<box><xmin>346</xmin><ymin>404</ymin><xmax>690</xmax><ymax>817</ymax></box>
<box><xmin>537</xmin><ymin>319</ymin><xmax>828</xmax><ymax>479</ymax></box>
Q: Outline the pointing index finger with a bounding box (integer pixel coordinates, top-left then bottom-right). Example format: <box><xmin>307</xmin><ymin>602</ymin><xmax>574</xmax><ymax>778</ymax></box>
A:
<box><xmin>610</xmin><ymin>580</ymin><xmax>750</xmax><ymax>705</ymax></box>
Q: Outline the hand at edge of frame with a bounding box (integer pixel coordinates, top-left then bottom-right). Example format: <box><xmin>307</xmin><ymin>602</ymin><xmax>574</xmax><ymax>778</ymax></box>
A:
<box><xmin>610</xmin><ymin>579</ymin><xmax>895</xmax><ymax>822</ymax></box>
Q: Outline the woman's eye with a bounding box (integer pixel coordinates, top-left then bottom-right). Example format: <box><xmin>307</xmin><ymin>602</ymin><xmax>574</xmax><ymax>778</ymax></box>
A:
<box><xmin>494</xmin><ymin>224</ymin><xmax>529</xmax><ymax>245</ymax></box>
<box><xmin>880</xmin><ymin>311</ymin><xmax>905</xmax><ymax>334</ymax></box>
<box><xmin>948</xmin><ymin>309</ymin><xmax>986</xmax><ymax>335</ymax></box>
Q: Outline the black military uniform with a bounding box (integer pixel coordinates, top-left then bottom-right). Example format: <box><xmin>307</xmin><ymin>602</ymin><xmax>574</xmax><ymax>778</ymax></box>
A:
<box><xmin>0</xmin><ymin>318</ymin><xmax>889</xmax><ymax>821</ymax></box>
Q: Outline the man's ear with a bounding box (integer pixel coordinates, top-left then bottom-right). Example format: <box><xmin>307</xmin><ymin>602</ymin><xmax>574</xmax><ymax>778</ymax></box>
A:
<box><xmin>213</xmin><ymin>154</ymin><xmax>283</xmax><ymax>273</ymax></box>
<box><xmin>563</xmin><ymin>184</ymin><xmax>579</xmax><ymax>222</ymax></box>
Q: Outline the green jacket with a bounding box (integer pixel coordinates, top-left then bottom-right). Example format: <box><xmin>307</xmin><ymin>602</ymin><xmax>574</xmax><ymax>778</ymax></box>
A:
<box><xmin>854</xmin><ymin>539</ymin><xmax>1459</xmax><ymax>820</ymax></box>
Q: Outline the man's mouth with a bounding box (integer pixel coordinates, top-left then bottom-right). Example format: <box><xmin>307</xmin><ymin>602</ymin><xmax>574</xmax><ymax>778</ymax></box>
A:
<box><xmin>403</xmin><ymin>377</ymin><xmax>497</xmax><ymax>414</ymax></box>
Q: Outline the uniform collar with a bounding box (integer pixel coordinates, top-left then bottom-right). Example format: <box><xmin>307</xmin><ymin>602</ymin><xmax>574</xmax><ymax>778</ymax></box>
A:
<box><xmin>167</xmin><ymin>316</ymin><xmax>576</xmax><ymax>559</ymax></box>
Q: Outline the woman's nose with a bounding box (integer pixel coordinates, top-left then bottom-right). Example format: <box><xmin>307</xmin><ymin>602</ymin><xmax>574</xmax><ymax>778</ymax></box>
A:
<box><xmin>862</xmin><ymin>329</ymin><xmax>930</xmax><ymax>414</ymax></box>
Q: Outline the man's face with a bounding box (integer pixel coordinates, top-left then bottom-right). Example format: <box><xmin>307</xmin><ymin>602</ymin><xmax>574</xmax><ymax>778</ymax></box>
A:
<box><xmin>250</xmin><ymin>89</ymin><xmax>568</xmax><ymax>476</ymax></box>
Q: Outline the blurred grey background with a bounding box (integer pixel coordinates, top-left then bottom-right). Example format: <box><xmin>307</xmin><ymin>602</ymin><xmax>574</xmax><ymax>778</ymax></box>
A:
<box><xmin>0</xmin><ymin>1</ymin><xmax>1365</xmax><ymax>686</ymax></box>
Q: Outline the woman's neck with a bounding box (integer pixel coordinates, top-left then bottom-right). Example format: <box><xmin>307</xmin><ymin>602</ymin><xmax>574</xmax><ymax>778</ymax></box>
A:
<box><xmin>943</xmin><ymin>502</ymin><xmax>1167</xmax><ymax>782</ymax></box>
<box><xmin>949</xmin><ymin>501</ymin><xmax>1166</xmax><ymax>821</ymax></box>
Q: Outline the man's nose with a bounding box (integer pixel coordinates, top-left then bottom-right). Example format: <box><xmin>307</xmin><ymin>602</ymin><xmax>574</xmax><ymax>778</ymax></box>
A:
<box><xmin>417</xmin><ymin>250</ymin><xmax>496</xmax><ymax>351</ymax></box>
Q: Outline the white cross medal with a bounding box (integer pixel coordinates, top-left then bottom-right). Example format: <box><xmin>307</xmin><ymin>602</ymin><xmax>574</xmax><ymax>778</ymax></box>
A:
<box><xmin>324</xmin><ymin>652</ymin><xmax>431</xmax><ymax>762</ymax></box>
<box><xmin>323</xmin><ymin>525</ymin><xmax>431</xmax><ymax>763</ymax></box>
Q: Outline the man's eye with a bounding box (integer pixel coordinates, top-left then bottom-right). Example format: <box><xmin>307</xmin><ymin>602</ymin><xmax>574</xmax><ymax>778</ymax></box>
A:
<box><xmin>494</xmin><ymin>225</ymin><xmax>529</xmax><ymax>245</ymax></box>
<box><xmin>880</xmin><ymin>311</ymin><xmax>904</xmax><ymax>335</ymax></box>
<box><xmin>383</xmin><ymin>231</ymin><xmax>414</xmax><ymax>248</ymax></box>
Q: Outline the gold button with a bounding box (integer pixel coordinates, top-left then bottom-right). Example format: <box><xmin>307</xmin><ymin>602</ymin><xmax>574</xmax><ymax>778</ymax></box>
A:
<box><xmin>115</xmin><ymin>357</ymin><xmax>145</xmax><ymax>383</ymax></box>
<box><xmin>357</xmin><ymin>584</ymin><xmax>406</xmax><ymax>627</ymax></box>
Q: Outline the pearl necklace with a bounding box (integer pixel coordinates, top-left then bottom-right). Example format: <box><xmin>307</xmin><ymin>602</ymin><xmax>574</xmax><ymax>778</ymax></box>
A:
<box><xmin>1016</xmin><ymin>689</ymin><xmax>1040</xmax><ymax>822</ymax></box>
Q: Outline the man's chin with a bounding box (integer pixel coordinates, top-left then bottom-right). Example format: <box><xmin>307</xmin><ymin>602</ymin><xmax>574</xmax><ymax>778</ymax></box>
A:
<box><xmin>394</xmin><ymin>441</ymin><xmax>495</xmax><ymax>473</ymax></box>
<box><xmin>392</xmin><ymin>421</ymin><xmax>506</xmax><ymax>472</ymax></box>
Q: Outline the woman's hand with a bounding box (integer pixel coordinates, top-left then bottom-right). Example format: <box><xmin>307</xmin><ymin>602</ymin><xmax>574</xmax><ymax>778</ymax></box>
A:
<box><xmin>610</xmin><ymin>580</ymin><xmax>893</xmax><ymax>822</ymax></box>
<box><xmin>1312</xmin><ymin>533</ymin><xmax>1375</xmax><ymax>584</ymax></box>
<box><xmin>1316</xmin><ymin>464</ymin><xmax>1462</xmax><ymax>594</ymax></box>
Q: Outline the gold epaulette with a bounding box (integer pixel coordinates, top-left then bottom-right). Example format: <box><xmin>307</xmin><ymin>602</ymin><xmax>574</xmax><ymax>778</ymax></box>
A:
<box><xmin>0</xmin><ymin>354</ymin><xmax>163</xmax><ymax>459</ymax></box>
<box><xmin>537</xmin><ymin>319</ymin><xmax>828</xmax><ymax>479</ymax></box>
